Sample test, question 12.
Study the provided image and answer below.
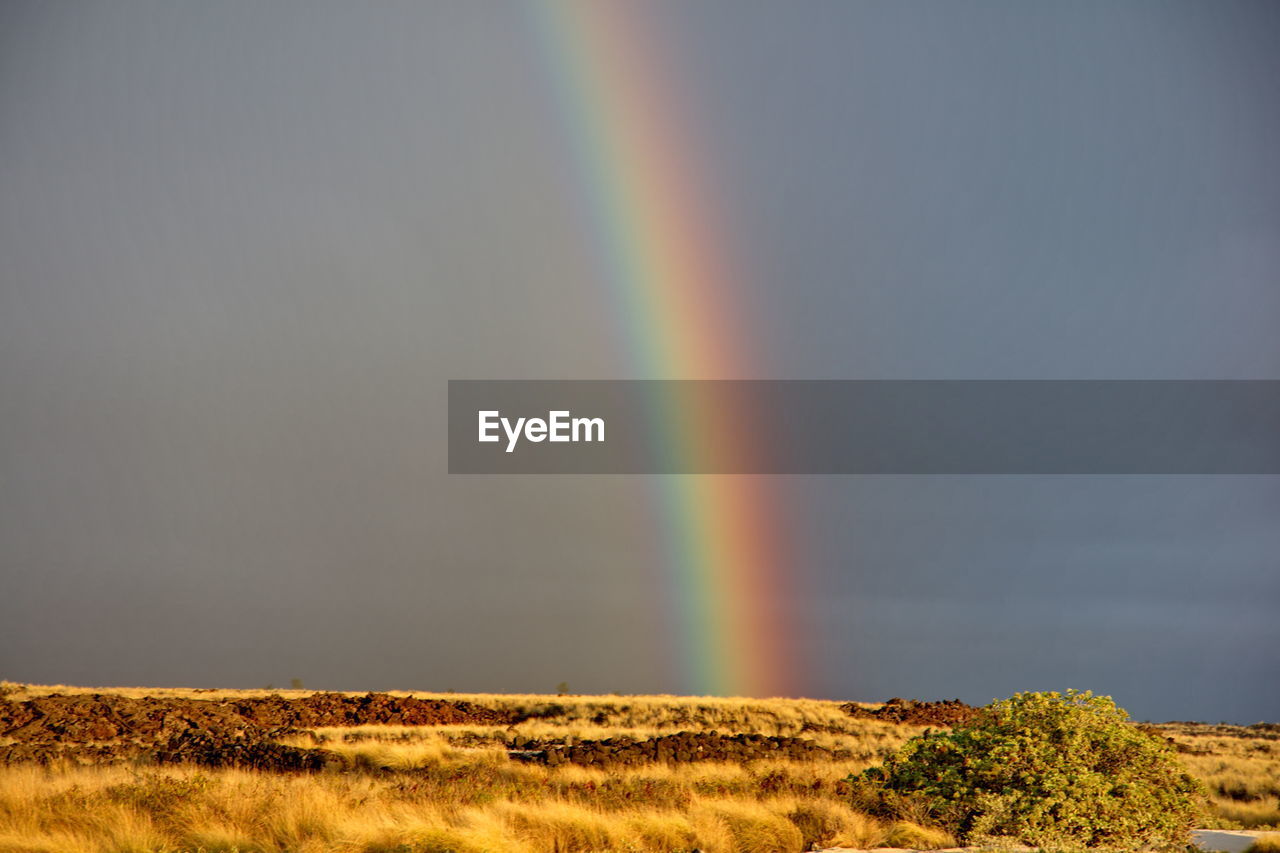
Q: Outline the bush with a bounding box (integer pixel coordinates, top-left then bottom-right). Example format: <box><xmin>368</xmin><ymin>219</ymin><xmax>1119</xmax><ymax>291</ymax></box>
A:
<box><xmin>855</xmin><ymin>690</ymin><xmax>1204</xmax><ymax>850</ymax></box>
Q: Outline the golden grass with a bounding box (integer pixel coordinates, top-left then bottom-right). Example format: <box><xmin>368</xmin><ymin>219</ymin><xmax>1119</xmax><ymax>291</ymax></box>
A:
<box><xmin>1</xmin><ymin>683</ymin><xmax>1276</xmax><ymax>849</ymax></box>
<box><xmin>2</xmin><ymin>682</ymin><xmax>885</xmax><ymax>734</ymax></box>
<box><xmin>0</xmin><ymin>761</ymin><xmax>948</xmax><ymax>853</ymax></box>
<box><xmin>1173</xmin><ymin>734</ymin><xmax>1280</xmax><ymax>830</ymax></box>
<box><xmin>1245</xmin><ymin>833</ymin><xmax>1280</xmax><ymax>853</ymax></box>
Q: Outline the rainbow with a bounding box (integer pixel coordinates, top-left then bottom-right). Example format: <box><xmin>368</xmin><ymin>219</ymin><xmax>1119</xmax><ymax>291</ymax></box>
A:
<box><xmin>531</xmin><ymin>1</ymin><xmax>798</xmax><ymax>697</ymax></box>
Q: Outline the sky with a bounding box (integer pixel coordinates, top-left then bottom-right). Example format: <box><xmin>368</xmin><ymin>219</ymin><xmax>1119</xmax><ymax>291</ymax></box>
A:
<box><xmin>1</xmin><ymin>1</ymin><xmax>1277</xmax><ymax>723</ymax></box>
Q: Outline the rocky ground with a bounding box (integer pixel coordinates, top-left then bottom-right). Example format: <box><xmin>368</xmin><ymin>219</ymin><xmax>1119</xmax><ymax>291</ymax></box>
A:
<box><xmin>0</xmin><ymin>691</ymin><xmax>872</xmax><ymax>770</ymax></box>
<box><xmin>2</xmin><ymin>689</ymin><xmax>1275</xmax><ymax>851</ymax></box>
<box><xmin>512</xmin><ymin>730</ymin><xmax>855</xmax><ymax>767</ymax></box>
<box><xmin>0</xmin><ymin>691</ymin><xmax>520</xmax><ymax>767</ymax></box>
<box><xmin>839</xmin><ymin>697</ymin><xmax>980</xmax><ymax>728</ymax></box>
<box><xmin>817</xmin><ymin>831</ymin><xmax>1275</xmax><ymax>853</ymax></box>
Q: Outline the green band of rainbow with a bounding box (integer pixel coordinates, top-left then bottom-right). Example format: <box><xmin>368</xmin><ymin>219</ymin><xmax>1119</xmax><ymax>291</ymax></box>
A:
<box><xmin>531</xmin><ymin>1</ymin><xmax>798</xmax><ymax>697</ymax></box>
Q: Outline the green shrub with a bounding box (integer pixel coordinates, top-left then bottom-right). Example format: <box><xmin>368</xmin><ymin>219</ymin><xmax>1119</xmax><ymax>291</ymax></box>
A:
<box><xmin>855</xmin><ymin>690</ymin><xmax>1204</xmax><ymax>850</ymax></box>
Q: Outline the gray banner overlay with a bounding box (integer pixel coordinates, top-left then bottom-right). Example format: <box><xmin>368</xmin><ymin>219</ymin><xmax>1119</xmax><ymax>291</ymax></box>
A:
<box><xmin>449</xmin><ymin>381</ymin><xmax>1280</xmax><ymax>474</ymax></box>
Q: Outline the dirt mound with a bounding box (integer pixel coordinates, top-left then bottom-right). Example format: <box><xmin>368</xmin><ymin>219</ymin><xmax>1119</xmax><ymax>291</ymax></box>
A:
<box><xmin>0</xmin><ymin>694</ymin><xmax>278</xmax><ymax>742</ymax></box>
<box><xmin>0</xmin><ymin>732</ymin><xmax>340</xmax><ymax>771</ymax></box>
<box><xmin>153</xmin><ymin>730</ymin><xmax>339</xmax><ymax>771</ymax></box>
<box><xmin>0</xmin><ymin>742</ymin><xmax>139</xmax><ymax>766</ymax></box>
<box><xmin>840</xmin><ymin>697</ymin><xmax>980</xmax><ymax>727</ymax></box>
<box><xmin>513</xmin><ymin>731</ymin><xmax>851</xmax><ymax>768</ymax></box>
<box><xmin>0</xmin><ymin>692</ymin><xmax>518</xmax><ymax>745</ymax></box>
<box><xmin>225</xmin><ymin>692</ymin><xmax>518</xmax><ymax>729</ymax></box>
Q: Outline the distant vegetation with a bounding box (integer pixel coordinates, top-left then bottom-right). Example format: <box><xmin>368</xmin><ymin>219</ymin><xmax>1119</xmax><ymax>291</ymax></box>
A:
<box><xmin>0</xmin><ymin>683</ymin><xmax>1275</xmax><ymax>852</ymax></box>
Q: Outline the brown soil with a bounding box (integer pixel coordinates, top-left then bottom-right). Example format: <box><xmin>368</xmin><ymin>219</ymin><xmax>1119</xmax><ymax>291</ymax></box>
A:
<box><xmin>152</xmin><ymin>730</ymin><xmax>339</xmax><ymax>771</ymax></box>
<box><xmin>513</xmin><ymin>731</ymin><xmax>853</xmax><ymax>768</ymax></box>
<box><xmin>0</xmin><ymin>693</ymin><xmax>520</xmax><ymax>745</ymax></box>
<box><xmin>840</xmin><ymin>697</ymin><xmax>980</xmax><ymax>727</ymax></box>
<box><xmin>0</xmin><ymin>692</ymin><xmax>972</xmax><ymax>772</ymax></box>
<box><xmin>0</xmin><ymin>692</ymin><xmax>524</xmax><ymax>770</ymax></box>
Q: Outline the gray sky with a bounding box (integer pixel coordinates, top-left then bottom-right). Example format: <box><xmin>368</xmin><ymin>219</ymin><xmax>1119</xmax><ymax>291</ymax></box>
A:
<box><xmin>1</xmin><ymin>1</ymin><xmax>1277</xmax><ymax>722</ymax></box>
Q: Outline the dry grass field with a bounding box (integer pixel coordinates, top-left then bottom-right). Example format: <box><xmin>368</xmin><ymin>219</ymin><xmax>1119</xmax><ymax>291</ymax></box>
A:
<box><xmin>0</xmin><ymin>683</ymin><xmax>1275</xmax><ymax>852</ymax></box>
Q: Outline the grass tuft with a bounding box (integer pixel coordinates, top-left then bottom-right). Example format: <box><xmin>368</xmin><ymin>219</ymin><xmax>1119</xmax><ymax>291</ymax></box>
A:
<box><xmin>1246</xmin><ymin>833</ymin><xmax>1280</xmax><ymax>853</ymax></box>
